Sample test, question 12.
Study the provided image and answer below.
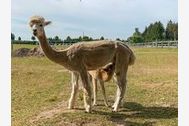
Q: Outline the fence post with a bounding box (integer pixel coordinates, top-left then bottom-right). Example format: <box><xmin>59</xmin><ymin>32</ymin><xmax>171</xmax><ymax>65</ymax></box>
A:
<box><xmin>168</xmin><ymin>41</ymin><xmax>170</xmax><ymax>48</ymax></box>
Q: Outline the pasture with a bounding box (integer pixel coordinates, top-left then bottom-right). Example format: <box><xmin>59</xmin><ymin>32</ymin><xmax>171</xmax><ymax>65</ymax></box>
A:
<box><xmin>12</xmin><ymin>44</ymin><xmax>178</xmax><ymax>126</ymax></box>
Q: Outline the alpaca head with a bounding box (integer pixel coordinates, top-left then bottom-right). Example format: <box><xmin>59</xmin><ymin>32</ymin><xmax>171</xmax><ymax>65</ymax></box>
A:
<box><xmin>29</xmin><ymin>16</ymin><xmax>51</xmax><ymax>37</ymax></box>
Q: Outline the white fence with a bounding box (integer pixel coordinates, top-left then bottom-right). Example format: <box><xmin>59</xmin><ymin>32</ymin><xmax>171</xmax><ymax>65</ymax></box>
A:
<box><xmin>128</xmin><ymin>41</ymin><xmax>178</xmax><ymax>48</ymax></box>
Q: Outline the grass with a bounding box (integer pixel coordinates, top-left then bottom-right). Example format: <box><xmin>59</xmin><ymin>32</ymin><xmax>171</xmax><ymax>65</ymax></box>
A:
<box><xmin>12</xmin><ymin>44</ymin><xmax>178</xmax><ymax>126</ymax></box>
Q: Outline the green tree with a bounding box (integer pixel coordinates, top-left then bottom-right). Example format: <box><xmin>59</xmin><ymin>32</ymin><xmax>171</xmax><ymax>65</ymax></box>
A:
<box><xmin>78</xmin><ymin>36</ymin><xmax>82</xmax><ymax>41</ymax></box>
<box><xmin>116</xmin><ymin>38</ymin><xmax>121</xmax><ymax>41</ymax></box>
<box><xmin>53</xmin><ymin>36</ymin><xmax>61</xmax><ymax>44</ymax></box>
<box><xmin>83</xmin><ymin>36</ymin><xmax>90</xmax><ymax>41</ymax></box>
<box><xmin>142</xmin><ymin>21</ymin><xmax>165</xmax><ymax>42</ymax></box>
<box><xmin>11</xmin><ymin>33</ymin><xmax>15</xmax><ymax>52</ymax></box>
<box><xmin>64</xmin><ymin>36</ymin><xmax>72</xmax><ymax>44</ymax></box>
<box><xmin>100</xmin><ymin>36</ymin><xmax>104</xmax><ymax>40</ymax></box>
<box><xmin>165</xmin><ymin>20</ymin><xmax>178</xmax><ymax>40</ymax></box>
<box><xmin>48</xmin><ymin>37</ymin><xmax>53</xmax><ymax>42</ymax></box>
<box><xmin>18</xmin><ymin>36</ymin><xmax>21</xmax><ymax>41</ymax></box>
<box><xmin>54</xmin><ymin>36</ymin><xmax>60</xmax><ymax>41</ymax></box>
<box><xmin>66</xmin><ymin>36</ymin><xmax>72</xmax><ymax>41</ymax></box>
<box><xmin>89</xmin><ymin>37</ymin><xmax>93</xmax><ymax>41</ymax></box>
<box><xmin>11</xmin><ymin>33</ymin><xmax>15</xmax><ymax>41</ymax></box>
<box><xmin>129</xmin><ymin>28</ymin><xmax>144</xmax><ymax>43</ymax></box>
<box><xmin>133</xmin><ymin>28</ymin><xmax>141</xmax><ymax>36</ymax></box>
<box><xmin>31</xmin><ymin>36</ymin><xmax>36</xmax><ymax>44</ymax></box>
<box><xmin>152</xmin><ymin>21</ymin><xmax>165</xmax><ymax>41</ymax></box>
<box><xmin>31</xmin><ymin>36</ymin><xmax>36</xmax><ymax>41</ymax></box>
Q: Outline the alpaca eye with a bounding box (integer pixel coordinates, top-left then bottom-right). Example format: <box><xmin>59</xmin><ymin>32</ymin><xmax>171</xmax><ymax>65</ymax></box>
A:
<box><xmin>39</xmin><ymin>24</ymin><xmax>43</xmax><ymax>27</ymax></box>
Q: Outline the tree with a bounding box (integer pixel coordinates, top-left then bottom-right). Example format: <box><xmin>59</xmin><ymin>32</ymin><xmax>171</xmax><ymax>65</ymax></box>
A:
<box><xmin>66</xmin><ymin>36</ymin><xmax>72</xmax><ymax>41</ymax></box>
<box><xmin>100</xmin><ymin>36</ymin><xmax>104</xmax><ymax>40</ymax></box>
<box><xmin>78</xmin><ymin>36</ymin><xmax>82</xmax><ymax>41</ymax></box>
<box><xmin>127</xmin><ymin>20</ymin><xmax>177</xmax><ymax>43</ymax></box>
<box><xmin>53</xmin><ymin>36</ymin><xmax>61</xmax><ymax>44</ymax></box>
<box><xmin>116</xmin><ymin>38</ymin><xmax>121</xmax><ymax>41</ymax></box>
<box><xmin>133</xmin><ymin>28</ymin><xmax>140</xmax><ymax>36</ymax></box>
<box><xmin>11</xmin><ymin>33</ymin><xmax>15</xmax><ymax>53</ymax></box>
<box><xmin>128</xmin><ymin>28</ymin><xmax>144</xmax><ymax>43</ymax></box>
<box><xmin>31</xmin><ymin>36</ymin><xmax>36</xmax><ymax>41</ymax></box>
<box><xmin>11</xmin><ymin>33</ymin><xmax>15</xmax><ymax>41</ymax></box>
<box><xmin>18</xmin><ymin>36</ymin><xmax>21</xmax><ymax>41</ymax></box>
<box><xmin>54</xmin><ymin>36</ymin><xmax>60</xmax><ymax>41</ymax></box>
<box><xmin>165</xmin><ymin>20</ymin><xmax>178</xmax><ymax>40</ymax></box>
<box><xmin>31</xmin><ymin>36</ymin><xmax>37</xmax><ymax>44</ymax></box>
<box><xmin>151</xmin><ymin>21</ymin><xmax>165</xmax><ymax>41</ymax></box>
<box><xmin>83</xmin><ymin>36</ymin><xmax>90</xmax><ymax>41</ymax></box>
<box><xmin>142</xmin><ymin>21</ymin><xmax>165</xmax><ymax>42</ymax></box>
<box><xmin>64</xmin><ymin>36</ymin><xmax>72</xmax><ymax>44</ymax></box>
<box><xmin>89</xmin><ymin>37</ymin><xmax>93</xmax><ymax>41</ymax></box>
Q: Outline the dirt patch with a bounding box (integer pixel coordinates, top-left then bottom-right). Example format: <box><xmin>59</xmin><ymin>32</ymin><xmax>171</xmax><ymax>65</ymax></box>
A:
<box><xmin>29</xmin><ymin>101</ymin><xmax>82</xmax><ymax>125</ymax></box>
<box><xmin>28</xmin><ymin>47</ymin><xmax>45</xmax><ymax>57</ymax></box>
<box><xmin>12</xmin><ymin>48</ymin><xmax>31</xmax><ymax>57</ymax></box>
<box><xmin>12</xmin><ymin>47</ymin><xmax>45</xmax><ymax>57</ymax></box>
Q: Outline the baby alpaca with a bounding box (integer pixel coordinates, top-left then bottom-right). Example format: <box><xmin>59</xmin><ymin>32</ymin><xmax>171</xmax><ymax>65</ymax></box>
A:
<box><xmin>89</xmin><ymin>62</ymin><xmax>115</xmax><ymax>107</ymax></box>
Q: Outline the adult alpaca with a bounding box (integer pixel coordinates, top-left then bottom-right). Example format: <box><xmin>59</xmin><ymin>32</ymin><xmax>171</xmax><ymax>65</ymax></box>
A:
<box><xmin>89</xmin><ymin>43</ymin><xmax>135</xmax><ymax>107</ymax></box>
<box><xmin>29</xmin><ymin>16</ymin><xmax>135</xmax><ymax>112</ymax></box>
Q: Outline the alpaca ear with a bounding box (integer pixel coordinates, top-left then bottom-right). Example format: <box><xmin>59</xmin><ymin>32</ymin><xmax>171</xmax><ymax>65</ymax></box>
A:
<box><xmin>29</xmin><ymin>22</ymin><xmax>33</xmax><ymax>27</ymax></box>
<box><xmin>44</xmin><ymin>21</ymin><xmax>52</xmax><ymax>26</ymax></box>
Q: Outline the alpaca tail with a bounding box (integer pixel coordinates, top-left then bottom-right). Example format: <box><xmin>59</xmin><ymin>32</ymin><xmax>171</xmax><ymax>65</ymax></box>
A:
<box><xmin>120</xmin><ymin>42</ymin><xmax>136</xmax><ymax>66</ymax></box>
<box><xmin>128</xmin><ymin>50</ymin><xmax>136</xmax><ymax>66</ymax></box>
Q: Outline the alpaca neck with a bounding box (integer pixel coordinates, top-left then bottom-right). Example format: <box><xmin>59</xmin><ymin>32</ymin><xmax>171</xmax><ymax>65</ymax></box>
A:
<box><xmin>37</xmin><ymin>30</ymin><xmax>68</xmax><ymax>64</ymax></box>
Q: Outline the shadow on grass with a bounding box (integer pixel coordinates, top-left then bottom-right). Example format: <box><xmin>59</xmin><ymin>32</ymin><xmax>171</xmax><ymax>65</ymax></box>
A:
<box><xmin>93</xmin><ymin>102</ymin><xmax>177</xmax><ymax>126</ymax></box>
<box><xmin>122</xmin><ymin>102</ymin><xmax>177</xmax><ymax>119</ymax></box>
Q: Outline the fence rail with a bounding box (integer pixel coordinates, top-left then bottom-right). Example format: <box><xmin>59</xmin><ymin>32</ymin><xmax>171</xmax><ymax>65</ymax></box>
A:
<box><xmin>128</xmin><ymin>41</ymin><xmax>178</xmax><ymax>48</ymax></box>
<box><xmin>12</xmin><ymin>40</ymin><xmax>178</xmax><ymax>48</ymax></box>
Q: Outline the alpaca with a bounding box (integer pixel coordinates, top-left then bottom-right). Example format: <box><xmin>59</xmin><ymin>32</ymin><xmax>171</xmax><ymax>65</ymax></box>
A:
<box><xmin>88</xmin><ymin>62</ymin><xmax>115</xmax><ymax>107</ymax></box>
<box><xmin>89</xmin><ymin>43</ymin><xmax>135</xmax><ymax>107</ymax></box>
<box><xmin>29</xmin><ymin>16</ymin><xmax>136</xmax><ymax>112</ymax></box>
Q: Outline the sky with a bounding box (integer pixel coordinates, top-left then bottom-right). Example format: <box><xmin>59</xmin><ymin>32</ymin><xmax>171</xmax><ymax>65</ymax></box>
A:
<box><xmin>11</xmin><ymin>0</ymin><xmax>178</xmax><ymax>40</ymax></box>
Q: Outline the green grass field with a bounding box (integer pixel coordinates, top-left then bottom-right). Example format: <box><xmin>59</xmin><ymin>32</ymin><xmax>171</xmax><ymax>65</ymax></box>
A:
<box><xmin>12</xmin><ymin>44</ymin><xmax>178</xmax><ymax>126</ymax></box>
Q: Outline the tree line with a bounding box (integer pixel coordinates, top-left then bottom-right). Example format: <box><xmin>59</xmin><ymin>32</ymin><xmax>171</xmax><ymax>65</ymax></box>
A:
<box><xmin>127</xmin><ymin>20</ymin><xmax>178</xmax><ymax>43</ymax></box>
<box><xmin>11</xmin><ymin>20</ymin><xmax>178</xmax><ymax>44</ymax></box>
<box><xmin>11</xmin><ymin>32</ymin><xmax>106</xmax><ymax>45</ymax></box>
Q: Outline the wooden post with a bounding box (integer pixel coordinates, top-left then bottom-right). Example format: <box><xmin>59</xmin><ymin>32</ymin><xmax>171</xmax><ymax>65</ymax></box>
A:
<box><xmin>168</xmin><ymin>41</ymin><xmax>170</xmax><ymax>48</ymax></box>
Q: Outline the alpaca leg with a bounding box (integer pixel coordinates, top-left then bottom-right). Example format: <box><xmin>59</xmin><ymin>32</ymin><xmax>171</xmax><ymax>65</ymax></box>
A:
<box><xmin>99</xmin><ymin>80</ymin><xmax>109</xmax><ymax>107</ymax></box>
<box><xmin>68</xmin><ymin>72</ymin><xmax>79</xmax><ymax>109</ymax></box>
<box><xmin>112</xmin><ymin>73</ymin><xmax>127</xmax><ymax>112</ymax></box>
<box><xmin>92</xmin><ymin>78</ymin><xmax>98</xmax><ymax>106</ymax></box>
<box><xmin>79</xmin><ymin>70</ymin><xmax>92</xmax><ymax>113</ymax></box>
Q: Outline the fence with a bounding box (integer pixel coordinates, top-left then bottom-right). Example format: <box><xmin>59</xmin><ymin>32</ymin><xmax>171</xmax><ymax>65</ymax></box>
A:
<box><xmin>128</xmin><ymin>41</ymin><xmax>178</xmax><ymax>48</ymax></box>
<box><xmin>12</xmin><ymin>40</ymin><xmax>178</xmax><ymax>48</ymax></box>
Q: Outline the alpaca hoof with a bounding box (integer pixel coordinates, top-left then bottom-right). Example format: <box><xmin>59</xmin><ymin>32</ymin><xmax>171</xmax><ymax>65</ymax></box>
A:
<box><xmin>112</xmin><ymin>105</ymin><xmax>115</xmax><ymax>109</ymax></box>
<box><xmin>112</xmin><ymin>109</ymin><xmax>118</xmax><ymax>112</ymax></box>
<box><xmin>85</xmin><ymin>105</ymin><xmax>91</xmax><ymax>113</ymax></box>
<box><xmin>111</xmin><ymin>105</ymin><xmax>118</xmax><ymax>112</ymax></box>
<box><xmin>93</xmin><ymin>103</ymin><xmax>98</xmax><ymax>106</ymax></box>
<box><xmin>68</xmin><ymin>104</ymin><xmax>74</xmax><ymax>109</ymax></box>
<box><xmin>68</xmin><ymin>106</ymin><xmax>73</xmax><ymax>109</ymax></box>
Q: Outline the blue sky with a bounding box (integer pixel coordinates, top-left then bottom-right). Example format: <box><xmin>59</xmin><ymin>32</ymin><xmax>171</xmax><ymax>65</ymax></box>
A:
<box><xmin>11</xmin><ymin>0</ymin><xmax>178</xmax><ymax>40</ymax></box>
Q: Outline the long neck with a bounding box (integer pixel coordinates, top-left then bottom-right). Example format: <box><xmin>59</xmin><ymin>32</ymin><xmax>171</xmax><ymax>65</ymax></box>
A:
<box><xmin>37</xmin><ymin>30</ymin><xmax>68</xmax><ymax>64</ymax></box>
